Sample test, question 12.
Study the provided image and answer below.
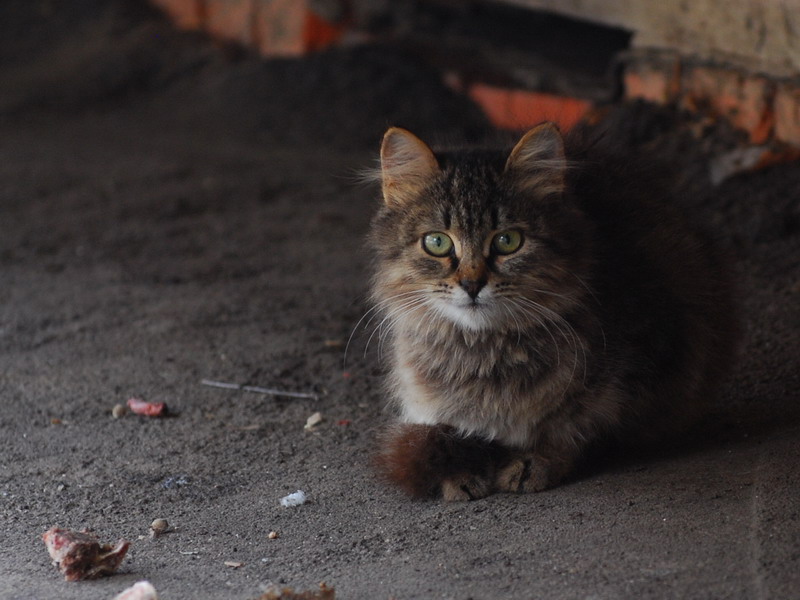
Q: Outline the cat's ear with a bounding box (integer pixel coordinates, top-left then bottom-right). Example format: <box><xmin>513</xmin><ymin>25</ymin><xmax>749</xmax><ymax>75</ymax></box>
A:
<box><xmin>504</xmin><ymin>122</ymin><xmax>566</xmax><ymax>198</ymax></box>
<box><xmin>380</xmin><ymin>127</ymin><xmax>440</xmax><ymax>207</ymax></box>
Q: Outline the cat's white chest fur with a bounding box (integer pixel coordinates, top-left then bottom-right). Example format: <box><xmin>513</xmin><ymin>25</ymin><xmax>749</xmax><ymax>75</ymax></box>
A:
<box><xmin>390</xmin><ymin>328</ymin><xmax>563</xmax><ymax>448</ymax></box>
<box><xmin>393</xmin><ymin>361</ymin><xmax>442</xmax><ymax>426</ymax></box>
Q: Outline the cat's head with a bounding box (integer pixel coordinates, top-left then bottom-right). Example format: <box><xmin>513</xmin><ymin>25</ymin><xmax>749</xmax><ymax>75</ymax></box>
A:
<box><xmin>370</xmin><ymin>123</ymin><xmax>591</xmax><ymax>334</ymax></box>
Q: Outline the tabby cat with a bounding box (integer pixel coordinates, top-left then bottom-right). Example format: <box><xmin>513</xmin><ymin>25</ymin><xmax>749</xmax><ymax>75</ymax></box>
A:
<box><xmin>369</xmin><ymin>123</ymin><xmax>736</xmax><ymax>501</ymax></box>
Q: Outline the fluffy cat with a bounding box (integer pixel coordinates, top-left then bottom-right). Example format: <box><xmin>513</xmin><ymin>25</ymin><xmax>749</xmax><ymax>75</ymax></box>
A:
<box><xmin>369</xmin><ymin>123</ymin><xmax>737</xmax><ymax>501</ymax></box>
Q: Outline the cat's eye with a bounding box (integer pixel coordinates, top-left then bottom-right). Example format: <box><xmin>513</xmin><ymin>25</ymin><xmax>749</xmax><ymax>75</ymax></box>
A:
<box><xmin>422</xmin><ymin>232</ymin><xmax>454</xmax><ymax>257</ymax></box>
<box><xmin>492</xmin><ymin>231</ymin><xmax>523</xmax><ymax>255</ymax></box>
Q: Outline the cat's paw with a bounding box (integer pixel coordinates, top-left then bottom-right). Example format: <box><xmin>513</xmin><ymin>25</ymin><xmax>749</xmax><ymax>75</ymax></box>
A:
<box><xmin>496</xmin><ymin>456</ymin><xmax>561</xmax><ymax>493</ymax></box>
<box><xmin>496</xmin><ymin>458</ymin><xmax>530</xmax><ymax>493</ymax></box>
<box><xmin>441</xmin><ymin>473</ymin><xmax>493</xmax><ymax>501</ymax></box>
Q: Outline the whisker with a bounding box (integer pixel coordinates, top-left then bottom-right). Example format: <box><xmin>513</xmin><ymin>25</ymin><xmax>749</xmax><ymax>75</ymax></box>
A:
<box><xmin>364</xmin><ymin>296</ymin><xmax>429</xmax><ymax>358</ymax></box>
<box><xmin>508</xmin><ymin>298</ymin><xmax>563</xmax><ymax>367</ymax></box>
<box><xmin>344</xmin><ymin>289</ymin><xmax>431</xmax><ymax>367</ymax></box>
<box><xmin>521</xmin><ymin>298</ymin><xmax>588</xmax><ymax>387</ymax></box>
<box><xmin>551</xmin><ymin>265</ymin><xmax>600</xmax><ymax>305</ymax></box>
<box><xmin>376</xmin><ymin>296</ymin><xmax>430</xmax><ymax>348</ymax></box>
<box><xmin>501</xmin><ymin>302</ymin><xmax>522</xmax><ymax>347</ymax></box>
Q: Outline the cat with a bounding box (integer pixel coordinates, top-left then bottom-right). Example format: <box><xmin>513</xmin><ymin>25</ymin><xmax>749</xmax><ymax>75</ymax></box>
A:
<box><xmin>367</xmin><ymin>122</ymin><xmax>738</xmax><ymax>501</ymax></box>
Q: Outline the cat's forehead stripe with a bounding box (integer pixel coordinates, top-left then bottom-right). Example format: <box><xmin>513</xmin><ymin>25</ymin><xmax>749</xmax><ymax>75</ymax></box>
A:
<box><xmin>440</xmin><ymin>163</ymin><xmax>498</xmax><ymax>234</ymax></box>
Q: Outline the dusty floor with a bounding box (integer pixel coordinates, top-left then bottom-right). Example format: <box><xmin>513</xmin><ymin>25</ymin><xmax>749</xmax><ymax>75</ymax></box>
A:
<box><xmin>1</xmin><ymin>2</ymin><xmax>799</xmax><ymax>599</ymax></box>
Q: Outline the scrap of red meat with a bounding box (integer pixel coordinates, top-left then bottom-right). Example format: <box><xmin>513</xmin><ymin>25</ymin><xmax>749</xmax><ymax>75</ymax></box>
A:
<box><xmin>42</xmin><ymin>527</ymin><xmax>129</xmax><ymax>581</ymax></box>
<box><xmin>127</xmin><ymin>397</ymin><xmax>166</xmax><ymax>417</ymax></box>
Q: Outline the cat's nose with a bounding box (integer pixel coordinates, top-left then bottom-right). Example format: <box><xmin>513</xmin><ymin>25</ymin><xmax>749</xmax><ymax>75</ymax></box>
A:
<box><xmin>459</xmin><ymin>279</ymin><xmax>485</xmax><ymax>300</ymax></box>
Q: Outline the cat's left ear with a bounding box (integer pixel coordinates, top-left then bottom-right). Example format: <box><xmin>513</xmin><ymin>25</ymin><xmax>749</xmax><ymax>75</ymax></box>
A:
<box><xmin>504</xmin><ymin>122</ymin><xmax>566</xmax><ymax>198</ymax></box>
<box><xmin>380</xmin><ymin>127</ymin><xmax>440</xmax><ymax>208</ymax></box>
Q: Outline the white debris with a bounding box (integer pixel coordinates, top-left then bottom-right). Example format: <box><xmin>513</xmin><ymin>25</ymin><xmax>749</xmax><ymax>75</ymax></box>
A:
<box><xmin>709</xmin><ymin>146</ymin><xmax>768</xmax><ymax>185</ymax></box>
<box><xmin>112</xmin><ymin>581</ymin><xmax>159</xmax><ymax>600</ymax></box>
<box><xmin>304</xmin><ymin>412</ymin><xmax>323</xmax><ymax>431</ymax></box>
<box><xmin>280</xmin><ymin>490</ymin><xmax>307</xmax><ymax>507</ymax></box>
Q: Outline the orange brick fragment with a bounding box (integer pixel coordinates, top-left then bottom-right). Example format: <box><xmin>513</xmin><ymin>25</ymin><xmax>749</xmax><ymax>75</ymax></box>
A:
<box><xmin>682</xmin><ymin>66</ymin><xmax>775</xmax><ymax>144</ymax></box>
<box><xmin>303</xmin><ymin>10</ymin><xmax>347</xmax><ymax>52</ymax></box>
<box><xmin>204</xmin><ymin>0</ymin><xmax>255</xmax><ymax>47</ymax></box>
<box><xmin>468</xmin><ymin>83</ymin><xmax>592</xmax><ymax>131</ymax></box>
<box><xmin>150</xmin><ymin>0</ymin><xmax>204</xmax><ymax>29</ymax></box>
<box><xmin>252</xmin><ymin>0</ymin><xmax>306</xmax><ymax>56</ymax></box>
<box><xmin>622</xmin><ymin>51</ymin><xmax>681</xmax><ymax>105</ymax></box>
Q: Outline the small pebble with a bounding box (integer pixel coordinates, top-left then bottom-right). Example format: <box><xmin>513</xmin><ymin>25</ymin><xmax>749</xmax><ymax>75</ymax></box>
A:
<box><xmin>150</xmin><ymin>519</ymin><xmax>168</xmax><ymax>536</ymax></box>
<box><xmin>280</xmin><ymin>490</ymin><xmax>307</xmax><ymax>507</ymax></box>
<box><xmin>112</xmin><ymin>404</ymin><xmax>127</xmax><ymax>419</ymax></box>
<box><xmin>304</xmin><ymin>412</ymin><xmax>323</xmax><ymax>431</ymax></box>
<box><xmin>224</xmin><ymin>561</ymin><xmax>243</xmax><ymax>569</ymax></box>
<box><xmin>112</xmin><ymin>581</ymin><xmax>159</xmax><ymax>600</ymax></box>
<box><xmin>268</xmin><ymin>531</ymin><xmax>279</xmax><ymax>539</ymax></box>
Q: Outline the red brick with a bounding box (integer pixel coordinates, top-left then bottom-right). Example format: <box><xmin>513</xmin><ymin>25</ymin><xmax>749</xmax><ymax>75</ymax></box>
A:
<box><xmin>151</xmin><ymin>0</ymin><xmax>344</xmax><ymax>57</ymax></box>
<box><xmin>252</xmin><ymin>0</ymin><xmax>308</xmax><ymax>56</ymax></box>
<box><xmin>775</xmin><ymin>83</ymin><xmax>800</xmax><ymax>147</ymax></box>
<box><xmin>150</xmin><ymin>0</ymin><xmax>204</xmax><ymax>29</ymax></box>
<box><xmin>303</xmin><ymin>10</ymin><xmax>347</xmax><ymax>52</ymax></box>
<box><xmin>467</xmin><ymin>84</ymin><xmax>512</xmax><ymax>128</ymax></box>
<box><xmin>204</xmin><ymin>0</ymin><xmax>256</xmax><ymax>47</ymax></box>
<box><xmin>468</xmin><ymin>83</ymin><xmax>592</xmax><ymax>132</ymax></box>
<box><xmin>682</xmin><ymin>65</ymin><xmax>775</xmax><ymax>144</ymax></box>
<box><xmin>622</xmin><ymin>51</ymin><xmax>681</xmax><ymax>104</ymax></box>
<box><xmin>624</xmin><ymin>66</ymin><xmax>680</xmax><ymax>104</ymax></box>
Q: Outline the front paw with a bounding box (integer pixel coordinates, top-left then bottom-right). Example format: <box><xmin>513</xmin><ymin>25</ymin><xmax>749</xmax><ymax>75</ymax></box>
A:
<box><xmin>496</xmin><ymin>456</ymin><xmax>567</xmax><ymax>493</ymax></box>
<box><xmin>441</xmin><ymin>473</ymin><xmax>493</xmax><ymax>502</ymax></box>
<box><xmin>496</xmin><ymin>458</ymin><xmax>530</xmax><ymax>493</ymax></box>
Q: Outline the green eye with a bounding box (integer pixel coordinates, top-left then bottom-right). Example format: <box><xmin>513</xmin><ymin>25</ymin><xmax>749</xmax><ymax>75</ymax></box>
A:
<box><xmin>492</xmin><ymin>230</ymin><xmax>523</xmax><ymax>255</ymax></box>
<box><xmin>422</xmin><ymin>232</ymin><xmax>454</xmax><ymax>257</ymax></box>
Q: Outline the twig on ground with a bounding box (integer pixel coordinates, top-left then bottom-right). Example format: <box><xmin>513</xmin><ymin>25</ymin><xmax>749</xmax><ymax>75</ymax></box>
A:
<box><xmin>200</xmin><ymin>379</ymin><xmax>318</xmax><ymax>400</ymax></box>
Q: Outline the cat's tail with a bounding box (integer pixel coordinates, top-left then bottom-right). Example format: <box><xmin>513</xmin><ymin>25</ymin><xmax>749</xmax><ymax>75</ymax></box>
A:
<box><xmin>373</xmin><ymin>422</ymin><xmax>512</xmax><ymax>499</ymax></box>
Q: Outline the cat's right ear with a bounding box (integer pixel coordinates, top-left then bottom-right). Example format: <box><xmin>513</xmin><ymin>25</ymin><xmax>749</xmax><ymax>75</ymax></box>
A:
<box><xmin>504</xmin><ymin>122</ymin><xmax>566</xmax><ymax>199</ymax></box>
<box><xmin>380</xmin><ymin>127</ymin><xmax>439</xmax><ymax>208</ymax></box>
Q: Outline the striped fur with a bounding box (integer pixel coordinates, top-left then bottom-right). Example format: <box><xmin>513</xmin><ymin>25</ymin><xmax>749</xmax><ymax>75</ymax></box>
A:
<box><xmin>369</xmin><ymin>124</ymin><xmax>738</xmax><ymax>500</ymax></box>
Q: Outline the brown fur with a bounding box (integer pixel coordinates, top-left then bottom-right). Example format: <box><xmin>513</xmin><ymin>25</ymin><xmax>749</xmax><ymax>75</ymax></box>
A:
<box><xmin>369</xmin><ymin>124</ymin><xmax>738</xmax><ymax>500</ymax></box>
<box><xmin>373</xmin><ymin>424</ymin><xmax>513</xmax><ymax>500</ymax></box>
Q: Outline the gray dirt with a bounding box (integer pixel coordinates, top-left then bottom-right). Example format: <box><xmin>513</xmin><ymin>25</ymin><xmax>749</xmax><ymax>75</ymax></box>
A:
<box><xmin>1</xmin><ymin>2</ymin><xmax>799</xmax><ymax>599</ymax></box>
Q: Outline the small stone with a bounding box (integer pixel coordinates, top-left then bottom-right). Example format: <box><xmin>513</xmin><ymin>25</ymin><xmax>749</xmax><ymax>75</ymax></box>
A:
<box><xmin>112</xmin><ymin>404</ymin><xmax>127</xmax><ymax>419</ymax></box>
<box><xmin>224</xmin><ymin>561</ymin><xmax>243</xmax><ymax>568</ymax></box>
<box><xmin>268</xmin><ymin>531</ymin><xmax>279</xmax><ymax>539</ymax></box>
<box><xmin>304</xmin><ymin>412</ymin><xmax>323</xmax><ymax>431</ymax></box>
<box><xmin>112</xmin><ymin>581</ymin><xmax>159</xmax><ymax>600</ymax></box>
<box><xmin>149</xmin><ymin>519</ymin><xmax>168</xmax><ymax>536</ymax></box>
<box><xmin>280</xmin><ymin>490</ymin><xmax>307</xmax><ymax>507</ymax></box>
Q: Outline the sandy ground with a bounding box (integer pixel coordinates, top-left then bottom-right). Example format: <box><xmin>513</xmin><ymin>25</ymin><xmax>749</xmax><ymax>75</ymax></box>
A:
<box><xmin>1</xmin><ymin>2</ymin><xmax>799</xmax><ymax>599</ymax></box>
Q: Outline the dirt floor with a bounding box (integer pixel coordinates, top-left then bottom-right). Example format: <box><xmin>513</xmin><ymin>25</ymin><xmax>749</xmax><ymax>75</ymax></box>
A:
<box><xmin>1</xmin><ymin>2</ymin><xmax>799</xmax><ymax>599</ymax></box>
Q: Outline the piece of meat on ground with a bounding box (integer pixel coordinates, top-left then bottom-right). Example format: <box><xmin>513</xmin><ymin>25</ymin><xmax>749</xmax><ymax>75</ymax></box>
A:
<box><xmin>42</xmin><ymin>527</ymin><xmax>129</xmax><ymax>581</ymax></box>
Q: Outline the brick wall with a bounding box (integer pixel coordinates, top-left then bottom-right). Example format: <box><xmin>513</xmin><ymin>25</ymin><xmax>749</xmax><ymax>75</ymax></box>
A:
<box><xmin>147</xmin><ymin>0</ymin><xmax>800</xmax><ymax>148</ymax></box>
<box><xmin>623</xmin><ymin>49</ymin><xmax>800</xmax><ymax>147</ymax></box>
<box><xmin>148</xmin><ymin>0</ymin><xmax>347</xmax><ymax>56</ymax></box>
